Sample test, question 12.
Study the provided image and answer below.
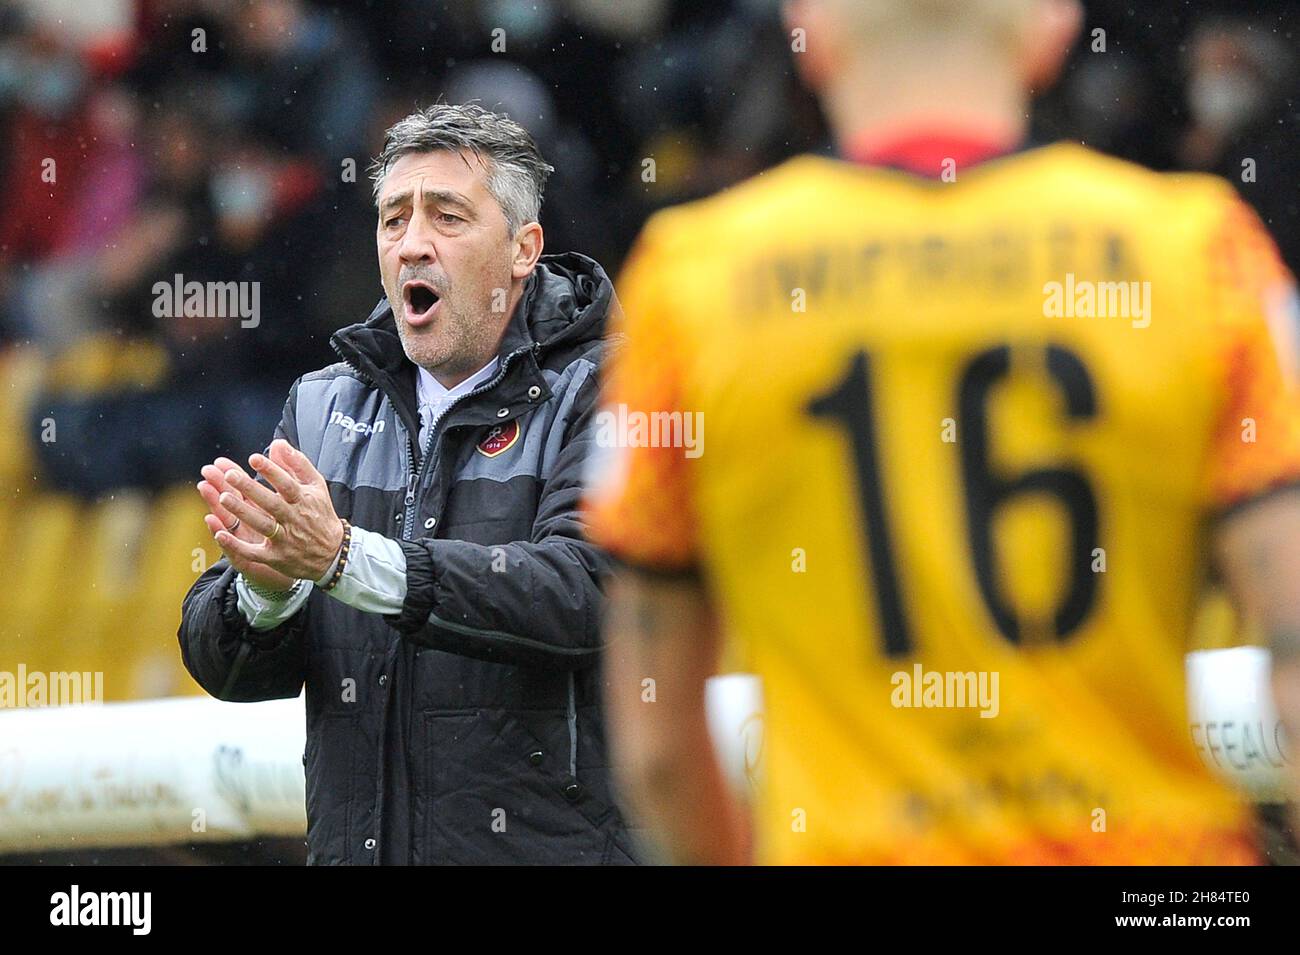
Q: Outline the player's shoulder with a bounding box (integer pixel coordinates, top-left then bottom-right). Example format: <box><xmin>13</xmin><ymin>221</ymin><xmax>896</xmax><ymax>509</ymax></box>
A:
<box><xmin>641</xmin><ymin>144</ymin><xmax>1248</xmax><ymax>236</ymax></box>
<box><xmin>299</xmin><ymin>361</ymin><xmax>365</xmax><ymax>387</ymax></box>
<box><xmin>294</xmin><ymin>361</ymin><xmax>375</xmax><ymax>412</ymax></box>
<box><xmin>1013</xmin><ymin>141</ymin><xmax>1245</xmax><ymax>232</ymax></box>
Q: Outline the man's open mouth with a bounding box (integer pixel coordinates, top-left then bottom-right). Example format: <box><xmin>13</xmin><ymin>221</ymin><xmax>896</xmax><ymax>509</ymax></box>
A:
<box><xmin>403</xmin><ymin>281</ymin><xmax>441</xmax><ymax>322</ymax></box>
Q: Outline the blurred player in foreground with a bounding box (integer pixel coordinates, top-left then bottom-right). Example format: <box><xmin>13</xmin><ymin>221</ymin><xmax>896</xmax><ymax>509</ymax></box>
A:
<box><xmin>585</xmin><ymin>0</ymin><xmax>1300</xmax><ymax>864</ymax></box>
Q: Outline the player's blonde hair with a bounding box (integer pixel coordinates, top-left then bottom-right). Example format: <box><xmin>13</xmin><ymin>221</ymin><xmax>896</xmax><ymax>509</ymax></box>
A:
<box><xmin>819</xmin><ymin>0</ymin><xmax>1035</xmax><ymax>51</ymax></box>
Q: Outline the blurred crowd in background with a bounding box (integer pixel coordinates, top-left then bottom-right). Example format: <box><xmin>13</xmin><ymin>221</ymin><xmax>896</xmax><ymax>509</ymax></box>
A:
<box><xmin>0</xmin><ymin>0</ymin><xmax>1296</xmax><ymax>498</ymax></box>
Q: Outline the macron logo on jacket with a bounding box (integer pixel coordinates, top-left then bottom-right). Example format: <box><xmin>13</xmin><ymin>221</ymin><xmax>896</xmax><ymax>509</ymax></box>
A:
<box><xmin>330</xmin><ymin>409</ymin><xmax>385</xmax><ymax>437</ymax></box>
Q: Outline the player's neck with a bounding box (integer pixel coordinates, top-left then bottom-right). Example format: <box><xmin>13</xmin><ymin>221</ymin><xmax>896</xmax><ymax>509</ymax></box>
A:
<box><xmin>824</xmin><ymin>53</ymin><xmax>1028</xmax><ymax>157</ymax></box>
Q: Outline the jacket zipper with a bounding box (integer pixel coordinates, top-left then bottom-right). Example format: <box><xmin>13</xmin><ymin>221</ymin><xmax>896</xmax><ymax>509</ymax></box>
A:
<box><xmin>401</xmin><ymin>436</ymin><xmax>419</xmax><ymax>541</ymax></box>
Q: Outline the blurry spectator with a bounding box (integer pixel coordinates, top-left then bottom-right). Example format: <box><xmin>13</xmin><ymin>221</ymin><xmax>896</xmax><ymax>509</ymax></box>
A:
<box><xmin>0</xmin><ymin>20</ymin><xmax>97</xmax><ymax>344</ymax></box>
<box><xmin>1179</xmin><ymin>17</ymin><xmax>1300</xmax><ymax>271</ymax></box>
<box><xmin>33</xmin><ymin>129</ymin><xmax>339</xmax><ymax>495</ymax></box>
<box><xmin>1179</xmin><ymin>18</ymin><xmax>1293</xmax><ymax>170</ymax></box>
<box><xmin>1056</xmin><ymin>55</ymin><xmax>1152</xmax><ymax>160</ymax></box>
<box><xmin>218</xmin><ymin>0</ymin><xmax>378</xmax><ymax>162</ymax></box>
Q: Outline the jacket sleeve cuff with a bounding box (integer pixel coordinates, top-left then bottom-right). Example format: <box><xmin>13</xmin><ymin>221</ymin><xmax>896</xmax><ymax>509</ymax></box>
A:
<box><xmin>218</xmin><ymin>565</ymin><xmax>303</xmax><ymax>650</ymax></box>
<box><xmin>236</xmin><ymin>575</ymin><xmax>311</xmax><ymax>630</ymax></box>
<box><xmin>385</xmin><ymin>538</ymin><xmax>437</xmax><ymax>634</ymax></box>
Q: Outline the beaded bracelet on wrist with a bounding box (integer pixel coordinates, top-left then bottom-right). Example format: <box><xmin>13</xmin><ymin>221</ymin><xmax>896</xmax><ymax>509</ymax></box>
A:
<box><xmin>320</xmin><ymin>519</ymin><xmax>352</xmax><ymax>593</ymax></box>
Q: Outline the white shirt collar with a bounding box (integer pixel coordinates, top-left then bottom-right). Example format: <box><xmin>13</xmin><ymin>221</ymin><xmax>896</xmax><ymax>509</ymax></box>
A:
<box><xmin>416</xmin><ymin>357</ymin><xmax>500</xmax><ymax>411</ymax></box>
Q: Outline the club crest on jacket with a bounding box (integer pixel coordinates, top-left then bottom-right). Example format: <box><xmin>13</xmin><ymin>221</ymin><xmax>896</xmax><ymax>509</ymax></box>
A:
<box><xmin>477</xmin><ymin>420</ymin><xmax>520</xmax><ymax>457</ymax></box>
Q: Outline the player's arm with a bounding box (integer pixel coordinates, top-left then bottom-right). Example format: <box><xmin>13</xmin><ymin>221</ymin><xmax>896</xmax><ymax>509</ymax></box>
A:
<box><xmin>603</xmin><ymin>568</ymin><xmax>750</xmax><ymax>865</ymax></box>
<box><xmin>1213</xmin><ymin>491</ymin><xmax>1300</xmax><ymax>827</ymax></box>
<box><xmin>1201</xmin><ymin>195</ymin><xmax>1300</xmax><ymax>824</ymax></box>
<box><xmin>588</xmin><ymin>210</ymin><xmax>750</xmax><ymax>862</ymax></box>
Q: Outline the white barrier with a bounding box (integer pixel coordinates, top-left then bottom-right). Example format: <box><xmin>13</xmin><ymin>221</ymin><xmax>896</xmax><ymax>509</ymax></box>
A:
<box><xmin>0</xmin><ymin>696</ymin><xmax>306</xmax><ymax>851</ymax></box>
<box><xmin>0</xmin><ymin>647</ymin><xmax>1287</xmax><ymax>851</ymax></box>
<box><xmin>1186</xmin><ymin>646</ymin><xmax>1289</xmax><ymax>803</ymax></box>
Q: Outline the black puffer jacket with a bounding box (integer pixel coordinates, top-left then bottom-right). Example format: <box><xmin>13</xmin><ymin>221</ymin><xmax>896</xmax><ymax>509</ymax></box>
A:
<box><xmin>179</xmin><ymin>254</ymin><xmax>638</xmax><ymax>865</ymax></box>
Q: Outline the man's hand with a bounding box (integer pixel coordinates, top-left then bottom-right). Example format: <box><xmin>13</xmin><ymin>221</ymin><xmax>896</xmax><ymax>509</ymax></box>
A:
<box><xmin>197</xmin><ymin>456</ymin><xmax>296</xmax><ymax>592</ymax></box>
<box><xmin>209</xmin><ymin>439</ymin><xmax>345</xmax><ymax>583</ymax></box>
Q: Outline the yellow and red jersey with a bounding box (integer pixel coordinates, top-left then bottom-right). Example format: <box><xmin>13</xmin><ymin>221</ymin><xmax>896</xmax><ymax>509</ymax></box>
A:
<box><xmin>586</xmin><ymin>140</ymin><xmax>1300</xmax><ymax>864</ymax></box>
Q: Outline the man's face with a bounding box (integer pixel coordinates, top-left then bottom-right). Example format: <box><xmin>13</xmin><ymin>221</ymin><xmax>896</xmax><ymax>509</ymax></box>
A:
<box><xmin>376</xmin><ymin>149</ymin><xmax>518</xmax><ymax>383</ymax></box>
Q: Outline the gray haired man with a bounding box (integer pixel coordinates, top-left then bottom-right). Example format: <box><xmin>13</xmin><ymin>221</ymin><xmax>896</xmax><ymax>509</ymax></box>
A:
<box><xmin>179</xmin><ymin>104</ymin><xmax>638</xmax><ymax>865</ymax></box>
